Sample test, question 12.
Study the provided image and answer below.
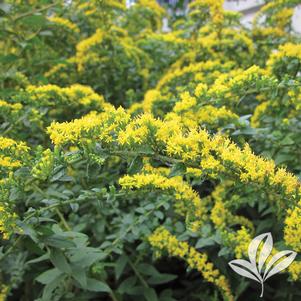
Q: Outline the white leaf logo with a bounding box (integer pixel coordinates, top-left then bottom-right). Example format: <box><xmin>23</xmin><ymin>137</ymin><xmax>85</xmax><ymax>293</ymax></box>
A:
<box><xmin>228</xmin><ymin>232</ymin><xmax>297</xmax><ymax>297</ymax></box>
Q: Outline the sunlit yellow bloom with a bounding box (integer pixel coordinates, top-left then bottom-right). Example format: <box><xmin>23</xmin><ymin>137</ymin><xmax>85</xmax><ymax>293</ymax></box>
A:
<box><xmin>0</xmin><ymin>284</ymin><xmax>8</xmax><ymax>301</ymax></box>
<box><xmin>48</xmin><ymin>16</ymin><xmax>80</xmax><ymax>33</ymax></box>
<box><xmin>76</xmin><ymin>29</ymin><xmax>104</xmax><ymax>72</ymax></box>
<box><xmin>119</xmin><ymin>172</ymin><xmax>206</xmax><ymax>229</ymax></box>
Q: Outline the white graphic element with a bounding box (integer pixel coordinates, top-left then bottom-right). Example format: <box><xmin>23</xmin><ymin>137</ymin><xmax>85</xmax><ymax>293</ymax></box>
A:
<box><xmin>228</xmin><ymin>232</ymin><xmax>297</xmax><ymax>298</ymax></box>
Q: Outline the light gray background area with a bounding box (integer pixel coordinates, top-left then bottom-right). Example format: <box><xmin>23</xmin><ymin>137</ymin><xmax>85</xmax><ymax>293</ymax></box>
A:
<box><xmin>126</xmin><ymin>0</ymin><xmax>301</xmax><ymax>33</ymax></box>
<box><xmin>223</xmin><ymin>0</ymin><xmax>301</xmax><ymax>33</ymax></box>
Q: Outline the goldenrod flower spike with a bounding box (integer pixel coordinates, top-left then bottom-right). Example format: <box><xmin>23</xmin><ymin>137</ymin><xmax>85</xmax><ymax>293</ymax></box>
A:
<box><xmin>149</xmin><ymin>227</ymin><xmax>234</xmax><ymax>301</ymax></box>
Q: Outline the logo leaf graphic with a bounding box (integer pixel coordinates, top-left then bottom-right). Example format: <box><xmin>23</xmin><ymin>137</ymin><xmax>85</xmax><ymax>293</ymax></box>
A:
<box><xmin>263</xmin><ymin>250</ymin><xmax>297</xmax><ymax>281</ymax></box>
<box><xmin>257</xmin><ymin>233</ymin><xmax>273</xmax><ymax>273</ymax></box>
<box><xmin>248</xmin><ymin>232</ymin><xmax>272</xmax><ymax>273</ymax></box>
<box><xmin>228</xmin><ymin>259</ymin><xmax>261</xmax><ymax>283</ymax></box>
<box><xmin>229</xmin><ymin>232</ymin><xmax>297</xmax><ymax>298</ymax></box>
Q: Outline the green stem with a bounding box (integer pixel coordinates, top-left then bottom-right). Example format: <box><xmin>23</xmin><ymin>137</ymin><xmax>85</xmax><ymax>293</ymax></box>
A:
<box><xmin>108</xmin><ymin>150</ymin><xmax>196</xmax><ymax>167</ymax></box>
<box><xmin>128</xmin><ymin>257</ymin><xmax>149</xmax><ymax>288</ymax></box>
<box><xmin>55</xmin><ymin>208</ymin><xmax>71</xmax><ymax>231</ymax></box>
<box><xmin>12</xmin><ymin>2</ymin><xmax>59</xmax><ymax>22</ymax></box>
<box><xmin>109</xmin><ymin>291</ymin><xmax>119</xmax><ymax>301</ymax></box>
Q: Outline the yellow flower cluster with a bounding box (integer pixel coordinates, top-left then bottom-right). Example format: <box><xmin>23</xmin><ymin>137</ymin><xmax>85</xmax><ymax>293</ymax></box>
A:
<box><xmin>223</xmin><ymin>223</ymin><xmax>301</xmax><ymax>280</ymax></box>
<box><xmin>118</xmin><ymin>114</ymin><xmax>160</xmax><ymax>146</ymax></box>
<box><xmin>284</xmin><ymin>201</ymin><xmax>301</xmax><ymax>252</ymax></box>
<box><xmin>225</xmin><ymin>226</ymin><xmax>252</xmax><ymax>259</ymax></box>
<box><xmin>251</xmin><ymin>101</ymin><xmax>271</xmax><ymax>128</ymax></box>
<box><xmin>44</xmin><ymin>56</ymin><xmax>76</xmax><ymax>80</ymax></box>
<box><xmin>24</xmin><ymin>84</ymin><xmax>108</xmax><ymax>110</ymax></box>
<box><xmin>78</xmin><ymin>0</ymin><xmax>125</xmax><ymax>15</ymax></box>
<box><xmin>271</xmin><ymin>8</ymin><xmax>294</xmax><ymax>29</ymax></box>
<box><xmin>76</xmin><ymin>29</ymin><xmax>104</xmax><ymax>72</ymax></box>
<box><xmin>196</xmin><ymin>106</ymin><xmax>238</xmax><ymax>127</ymax></box>
<box><xmin>77</xmin><ymin>2</ymin><xmax>97</xmax><ymax>16</ymax></box>
<box><xmin>288</xmin><ymin>261</ymin><xmax>301</xmax><ymax>281</ymax></box>
<box><xmin>149</xmin><ymin>227</ymin><xmax>234</xmax><ymax>301</ymax></box>
<box><xmin>138</xmin><ymin>89</ymin><xmax>169</xmax><ymax>114</ymax></box>
<box><xmin>173</xmin><ymin>92</ymin><xmax>197</xmax><ymax>113</ymax></box>
<box><xmin>0</xmin><ymin>203</ymin><xmax>17</xmax><ymax>240</ymax></box>
<box><xmin>0</xmin><ymin>137</ymin><xmax>29</xmax><ymax>170</ymax></box>
<box><xmin>0</xmin><ymin>285</ymin><xmax>8</xmax><ymax>301</ymax></box>
<box><xmin>255</xmin><ymin>0</ymin><xmax>296</xmax><ymax>29</ymax></box>
<box><xmin>138</xmin><ymin>0</ymin><xmax>165</xmax><ymax>16</ymax></box>
<box><xmin>211</xmin><ymin>199</ymin><xmax>254</xmax><ymax>233</ymax></box>
<box><xmin>119</xmin><ymin>172</ymin><xmax>206</xmax><ymax>230</ymax></box>
<box><xmin>267</xmin><ymin>43</ymin><xmax>301</xmax><ymax>72</ymax></box>
<box><xmin>207</xmin><ymin>65</ymin><xmax>274</xmax><ymax>104</ymax></box>
<box><xmin>189</xmin><ymin>0</ymin><xmax>224</xmax><ymax>26</ymax></box>
<box><xmin>209</xmin><ymin>181</ymin><xmax>255</xmax><ymax>233</ymax></box>
<box><xmin>47</xmin><ymin>105</ymin><xmax>301</xmax><ymax>262</ymax></box>
<box><xmin>0</xmin><ymin>100</ymin><xmax>22</xmax><ymax>112</ymax></box>
<box><xmin>137</xmin><ymin>0</ymin><xmax>165</xmax><ymax>29</ymax></box>
<box><xmin>146</xmin><ymin>32</ymin><xmax>188</xmax><ymax>45</ymax></box>
<box><xmin>156</xmin><ymin>60</ymin><xmax>232</xmax><ymax>90</ymax></box>
<box><xmin>106</xmin><ymin>0</ymin><xmax>126</xmax><ymax>11</ymax></box>
<box><xmin>48</xmin><ymin>108</ymin><xmax>129</xmax><ymax>145</ymax></box>
<box><xmin>48</xmin><ymin>16</ymin><xmax>80</xmax><ymax>33</ymax></box>
<box><xmin>48</xmin><ymin>108</ymin><xmax>300</xmax><ymax>202</ymax></box>
<box><xmin>197</xmin><ymin>28</ymin><xmax>254</xmax><ymax>60</ymax></box>
<box><xmin>169</xmin><ymin>91</ymin><xmax>238</xmax><ymax>128</ymax></box>
<box><xmin>0</xmin><ymin>156</ymin><xmax>21</xmax><ymax>169</ymax></box>
<box><xmin>252</xmin><ymin>27</ymin><xmax>285</xmax><ymax>38</ymax></box>
<box><xmin>31</xmin><ymin>149</ymin><xmax>54</xmax><ymax>181</ymax></box>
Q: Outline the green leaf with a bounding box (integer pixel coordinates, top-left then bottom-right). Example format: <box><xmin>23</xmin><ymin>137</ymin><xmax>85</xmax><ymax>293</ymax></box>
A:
<box><xmin>154</xmin><ymin>211</ymin><xmax>164</xmax><ymax>219</ymax></box>
<box><xmin>69</xmin><ymin>247</ymin><xmax>106</xmax><ymax>267</ymax></box>
<box><xmin>128</xmin><ymin>156</ymin><xmax>143</xmax><ymax>174</ymax></box>
<box><xmin>0</xmin><ymin>54</ymin><xmax>18</xmax><ymax>64</ymax></box>
<box><xmin>18</xmin><ymin>222</ymin><xmax>39</xmax><ymax>243</ymax></box>
<box><xmin>218</xmin><ymin>247</ymin><xmax>231</xmax><ymax>257</ymax></box>
<box><xmin>118</xmin><ymin>276</ymin><xmax>137</xmax><ymax>294</ymax></box>
<box><xmin>71</xmin><ymin>265</ymin><xmax>87</xmax><ymax>288</ymax></box>
<box><xmin>232</xmin><ymin>127</ymin><xmax>257</xmax><ymax>136</ymax></box>
<box><xmin>43</xmin><ymin>234</ymin><xmax>76</xmax><ymax>248</ymax></box>
<box><xmin>148</xmin><ymin>273</ymin><xmax>177</xmax><ymax>285</ymax></box>
<box><xmin>279</xmin><ymin>136</ymin><xmax>294</xmax><ymax>145</ymax></box>
<box><xmin>50</xmin><ymin>168</ymin><xmax>65</xmax><ymax>182</ymax></box>
<box><xmin>137</xmin><ymin>263</ymin><xmax>159</xmax><ymax>277</ymax></box>
<box><xmin>18</xmin><ymin>15</ymin><xmax>47</xmax><ymax>27</ymax></box>
<box><xmin>195</xmin><ymin>237</ymin><xmax>216</xmax><ymax>249</ymax></box>
<box><xmin>50</xmin><ymin>249</ymin><xmax>71</xmax><ymax>274</ymax></box>
<box><xmin>274</xmin><ymin>153</ymin><xmax>292</xmax><ymax>165</ymax></box>
<box><xmin>27</xmin><ymin>253</ymin><xmax>49</xmax><ymax>265</ymax></box>
<box><xmin>41</xmin><ymin>274</ymin><xmax>65</xmax><ymax>301</ymax></box>
<box><xmin>168</xmin><ymin>162</ymin><xmax>186</xmax><ymax>178</ymax></box>
<box><xmin>144</xmin><ymin>288</ymin><xmax>158</xmax><ymax>301</ymax></box>
<box><xmin>36</xmin><ymin>268</ymin><xmax>63</xmax><ymax>284</ymax></box>
<box><xmin>159</xmin><ymin>289</ymin><xmax>177</xmax><ymax>301</ymax></box>
<box><xmin>86</xmin><ymin>278</ymin><xmax>111</xmax><ymax>292</ymax></box>
<box><xmin>115</xmin><ymin>254</ymin><xmax>128</xmax><ymax>280</ymax></box>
